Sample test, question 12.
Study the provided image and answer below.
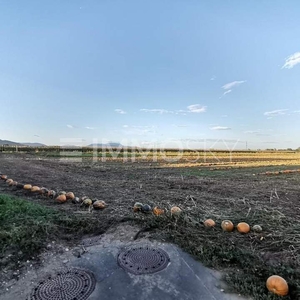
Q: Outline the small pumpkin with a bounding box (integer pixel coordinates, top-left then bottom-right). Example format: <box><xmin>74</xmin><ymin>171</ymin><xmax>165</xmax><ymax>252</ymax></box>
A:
<box><xmin>47</xmin><ymin>190</ymin><xmax>57</xmax><ymax>199</ymax></box>
<box><xmin>66</xmin><ymin>192</ymin><xmax>75</xmax><ymax>200</ymax></box>
<box><xmin>6</xmin><ymin>179</ymin><xmax>14</xmax><ymax>186</ymax></box>
<box><xmin>58</xmin><ymin>191</ymin><xmax>67</xmax><ymax>195</ymax></box>
<box><xmin>171</xmin><ymin>206</ymin><xmax>182</xmax><ymax>216</ymax></box>
<box><xmin>39</xmin><ymin>187</ymin><xmax>49</xmax><ymax>195</ymax></box>
<box><xmin>236</xmin><ymin>222</ymin><xmax>250</xmax><ymax>234</ymax></box>
<box><xmin>141</xmin><ymin>204</ymin><xmax>152</xmax><ymax>213</ymax></box>
<box><xmin>72</xmin><ymin>197</ymin><xmax>81</xmax><ymax>204</ymax></box>
<box><xmin>12</xmin><ymin>181</ymin><xmax>18</xmax><ymax>186</ymax></box>
<box><xmin>153</xmin><ymin>206</ymin><xmax>164</xmax><ymax>216</ymax></box>
<box><xmin>252</xmin><ymin>225</ymin><xmax>263</xmax><ymax>233</ymax></box>
<box><xmin>23</xmin><ymin>184</ymin><xmax>33</xmax><ymax>190</ymax></box>
<box><xmin>81</xmin><ymin>196</ymin><xmax>89</xmax><ymax>202</ymax></box>
<box><xmin>266</xmin><ymin>275</ymin><xmax>289</xmax><ymax>296</ymax></box>
<box><xmin>204</xmin><ymin>219</ymin><xmax>216</xmax><ymax>228</ymax></box>
<box><xmin>1</xmin><ymin>175</ymin><xmax>7</xmax><ymax>180</ymax></box>
<box><xmin>16</xmin><ymin>183</ymin><xmax>24</xmax><ymax>189</ymax></box>
<box><xmin>31</xmin><ymin>186</ymin><xmax>41</xmax><ymax>193</ymax></box>
<box><xmin>221</xmin><ymin>220</ymin><xmax>234</xmax><ymax>232</ymax></box>
<box><xmin>133</xmin><ymin>202</ymin><xmax>143</xmax><ymax>212</ymax></box>
<box><xmin>82</xmin><ymin>198</ymin><xmax>92</xmax><ymax>207</ymax></box>
<box><xmin>56</xmin><ymin>194</ymin><xmax>67</xmax><ymax>203</ymax></box>
<box><xmin>93</xmin><ymin>200</ymin><xmax>106</xmax><ymax>210</ymax></box>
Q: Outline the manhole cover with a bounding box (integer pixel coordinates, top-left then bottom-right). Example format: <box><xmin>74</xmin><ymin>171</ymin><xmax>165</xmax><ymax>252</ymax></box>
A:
<box><xmin>118</xmin><ymin>246</ymin><xmax>170</xmax><ymax>275</ymax></box>
<box><xmin>29</xmin><ymin>268</ymin><xmax>96</xmax><ymax>300</ymax></box>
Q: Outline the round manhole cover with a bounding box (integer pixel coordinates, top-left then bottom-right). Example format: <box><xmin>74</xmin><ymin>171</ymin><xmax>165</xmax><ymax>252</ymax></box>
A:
<box><xmin>118</xmin><ymin>246</ymin><xmax>170</xmax><ymax>275</ymax></box>
<box><xmin>29</xmin><ymin>268</ymin><xmax>96</xmax><ymax>300</ymax></box>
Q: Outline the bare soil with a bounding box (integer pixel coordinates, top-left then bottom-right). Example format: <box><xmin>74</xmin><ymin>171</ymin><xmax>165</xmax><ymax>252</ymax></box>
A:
<box><xmin>1</xmin><ymin>153</ymin><xmax>300</xmax><ymax>299</ymax></box>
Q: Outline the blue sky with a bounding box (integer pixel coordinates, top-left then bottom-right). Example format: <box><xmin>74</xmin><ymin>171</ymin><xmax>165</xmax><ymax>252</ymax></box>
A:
<box><xmin>0</xmin><ymin>0</ymin><xmax>300</xmax><ymax>149</ymax></box>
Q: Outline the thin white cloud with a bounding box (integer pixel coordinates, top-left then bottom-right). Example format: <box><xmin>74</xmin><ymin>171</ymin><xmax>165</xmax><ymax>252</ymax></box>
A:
<box><xmin>141</xmin><ymin>104</ymin><xmax>207</xmax><ymax>115</ymax></box>
<box><xmin>210</xmin><ymin>76</ymin><xmax>216</xmax><ymax>81</ymax></box>
<box><xmin>187</xmin><ymin>104</ymin><xmax>207</xmax><ymax>113</ymax></box>
<box><xmin>173</xmin><ymin>124</ymin><xmax>189</xmax><ymax>127</ymax></box>
<box><xmin>282</xmin><ymin>52</ymin><xmax>300</xmax><ymax>69</ymax></box>
<box><xmin>219</xmin><ymin>90</ymin><xmax>232</xmax><ymax>98</ymax></box>
<box><xmin>140</xmin><ymin>109</ymin><xmax>172</xmax><ymax>114</ymax></box>
<box><xmin>210</xmin><ymin>126</ymin><xmax>231</xmax><ymax>130</ymax></box>
<box><xmin>115</xmin><ymin>109</ymin><xmax>127</xmax><ymax>114</ymax></box>
<box><xmin>222</xmin><ymin>81</ymin><xmax>246</xmax><ymax>90</ymax></box>
<box><xmin>244</xmin><ymin>130</ymin><xmax>260</xmax><ymax>134</ymax></box>
<box><xmin>293</xmin><ymin>110</ymin><xmax>300</xmax><ymax>113</ymax></box>
<box><xmin>85</xmin><ymin>126</ymin><xmax>95</xmax><ymax>130</ymax></box>
<box><xmin>264</xmin><ymin>109</ymin><xmax>288</xmax><ymax>117</ymax></box>
<box><xmin>67</xmin><ymin>124</ymin><xmax>74</xmax><ymax>129</ymax></box>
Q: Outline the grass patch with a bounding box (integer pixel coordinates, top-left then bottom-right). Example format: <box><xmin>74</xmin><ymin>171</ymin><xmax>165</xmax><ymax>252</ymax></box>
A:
<box><xmin>0</xmin><ymin>194</ymin><xmax>114</xmax><ymax>267</ymax></box>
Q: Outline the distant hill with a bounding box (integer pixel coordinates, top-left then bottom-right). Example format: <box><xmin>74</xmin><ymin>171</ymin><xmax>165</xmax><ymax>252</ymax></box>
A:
<box><xmin>0</xmin><ymin>139</ymin><xmax>46</xmax><ymax>147</ymax></box>
<box><xmin>22</xmin><ymin>142</ymin><xmax>47</xmax><ymax>147</ymax></box>
<box><xmin>87</xmin><ymin>142</ymin><xmax>123</xmax><ymax>148</ymax></box>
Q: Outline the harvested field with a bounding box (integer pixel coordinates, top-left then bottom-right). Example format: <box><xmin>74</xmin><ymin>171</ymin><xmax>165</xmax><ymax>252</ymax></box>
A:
<box><xmin>1</xmin><ymin>152</ymin><xmax>300</xmax><ymax>299</ymax></box>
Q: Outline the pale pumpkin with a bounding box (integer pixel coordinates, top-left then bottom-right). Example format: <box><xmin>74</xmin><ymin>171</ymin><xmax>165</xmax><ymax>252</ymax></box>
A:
<box><xmin>6</xmin><ymin>179</ymin><xmax>14</xmax><ymax>186</ymax></box>
<box><xmin>252</xmin><ymin>225</ymin><xmax>263</xmax><ymax>233</ymax></box>
<box><xmin>56</xmin><ymin>194</ymin><xmax>67</xmax><ymax>203</ymax></box>
<box><xmin>266</xmin><ymin>275</ymin><xmax>288</xmax><ymax>296</ymax></box>
<box><xmin>1</xmin><ymin>175</ymin><xmax>7</xmax><ymax>180</ymax></box>
<box><xmin>23</xmin><ymin>184</ymin><xmax>32</xmax><ymax>190</ymax></box>
<box><xmin>171</xmin><ymin>206</ymin><xmax>182</xmax><ymax>216</ymax></box>
<box><xmin>31</xmin><ymin>186</ymin><xmax>41</xmax><ymax>193</ymax></box>
<box><xmin>47</xmin><ymin>190</ymin><xmax>57</xmax><ymax>199</ymax></box>
<box><xmin>93</xmin><ymin>200</ymin><xmax>106</xmax><ymax>210</ymax></box>
<box><xmin>133</xmin><ymin>202</ymin><xmax>143</xmax><ymax>212</ymax></box>
<box><xmin>204</xmin><ymin>219</ymin><xmax>216</xmax><ymax>228</ymax></box>
<box><xmin>221</xmin><ymin>220</ymin><xmax>234</xmax><ymax>232</ymax></box>
<box><xmin>236</xmin><ymin>222</ymin><xmax>250</xmax><ymax>234</ymax></box>
<box><xmin>82</xmin><ymin>198</ymin><xmax>92</xmax><ymax>207</ymax></box>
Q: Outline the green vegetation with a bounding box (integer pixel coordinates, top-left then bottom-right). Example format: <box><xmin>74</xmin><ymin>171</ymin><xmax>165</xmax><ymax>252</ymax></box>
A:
<box><xmin>0</xmin><ymin>194</ymin><xmax>112</xmax><ymax>267</ymax></box>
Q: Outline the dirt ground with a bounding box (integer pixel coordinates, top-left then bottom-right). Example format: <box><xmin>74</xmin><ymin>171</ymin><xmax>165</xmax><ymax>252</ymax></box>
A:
<box><xmin>1</xmin><ymin>153</ymin><xmax>300</xmax><ymax>299</ymax></box>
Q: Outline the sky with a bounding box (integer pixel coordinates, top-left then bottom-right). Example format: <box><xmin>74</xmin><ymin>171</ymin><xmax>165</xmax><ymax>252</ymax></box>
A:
<box><xmin>0</xmin><ymin>0</ymin><xmax>300</xmax><ymax>149</ymax></box>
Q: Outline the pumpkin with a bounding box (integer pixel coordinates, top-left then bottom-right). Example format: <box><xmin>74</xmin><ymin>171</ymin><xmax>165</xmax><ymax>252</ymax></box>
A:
<box><xmin>31</xmin><ymin>186</ymin><xmax>41</xmax><ymax>193</ymax></box>
<box><xmin>82</xmin><ymin>198</ymin><xmax>92</xmax><ymax>207</ymax></box>
<box><xmin>153</xmin><ymin>206</ymin><xmax>164</xmax><ymax>216</ymax></box>
<box><xmin>6</xmin><ymin>179</ymin><xmax>14</xmax><ymax>186</ymax></box>
<box><xmin>23</xmin><ymin>184</ymin><xmax>32</xmax><ymax>190</ymax></box>
<box><xmin>58</xmin><ymin>191</ymin><xmax>66</xmax><ymax>195</ymax></box>
<box><xmin>1</xmin><ymin>175</ymin><xmax>7</xmax><ymax>180</ymax></box>
<box><xmin>221</xmin><ymin>220</ymin><xmax>234</xmax><ymax>232</ymax></box>
<box><xmin>93</xmin><ymin>200</ymin><xmax>106</xmax><ymax>210</ymax></box>
<box><xmin>56</xmin><ymin>194</ymin><xmax>67</xmax><ymax>203</ymax></box>
<box><xmin>204</xmin><ymin>219</ymin><xmax>216</xmax><ymax>228</ymax></box>
<box><xmin>16</xmin><ymin>183</ymin><xmax>24</xmax><ymax>189</ymax></box>
<box><xmin>72</xmin><ymin>197</ymin><xmax>81</xmax><ymax>204</ymax></box>
<box><xmin>171</xmin><ymin>206</ymin><xmax>182</xmax><ymax>216</ymax></box>
<box><xmin>252</xmin><ymin>225</ymin><xmax>263</xmax><ymax>233</ymax></box>
<box><xmin>81</xmin><ymin>196</ymin><xmax>89</xmax><ymax>202</ymax></box>
<box><xmin>47</xmin><ymin>190</ymin><xmax>57</xmax><ymax>199</ymax></box>
<box><xmin>133</xmin><ymin>202</ymin><xmax>143</xmax><ymax>212</ymax></box>
<box><xmin>236</xmin><ymin>222</ymin><xmax>250</xmax><ymax>234</ymax></box>
<box><xmin>39</xmin><ymin>187</ymin><xmax>49</xmax><ymax>195</ymax></box>
<box><xmin>66</xmin><ymin>192</ymin><xmax>75</xmax><ymax>200</ymax></box>
<box><xmin>266</xmin><ymin>275</ymin><xmax>289</xmax><ymax>296</ymax></box>
<box><xmin>12</xmin><ymin>181</ymin><xmax>18</xmax><ymax>186</ymax></box>
<box><xmin>141</xmin><ymin>204</ymin><xmax>152</xmax><ymax>213</ymax></box>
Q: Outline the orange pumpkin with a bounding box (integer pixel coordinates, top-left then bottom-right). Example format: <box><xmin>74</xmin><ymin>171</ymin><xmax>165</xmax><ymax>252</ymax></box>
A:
<box><xmin>1</xmin><ymin>175</ymin><xmax>7</xmax><ymax>180</ymax></box>
<box><xmin>66</xmin><ymin>192</ymin><xmax>75</xmax><ymax>200</ymax></box>
<box><xmin>153</xmin><ymin>206</ymin><xmax>164</xmax><ymax>216</ymax></box>
<box><xmin>31</xmin><ymin>186</ymin><xmax>41</xmax><ymax>193</ymax></box>
<box><xmin>56</xmin><ymin>194</ymin><xmax>67</xmax><ymax>203</ymax></box>
<box><xmin>204</xmin><ymin>219</ymin><xmax>216</xmax><ymax>228</ymax></box>
<box><xmin>23</xmin><ymin>184</ymin><xmax>32</xmax><ymax>190</ymax></box>
<box><xmin>266</xmin><ymin>275</ymin><xmax>288</xmax><ymax>296</ymax></box>
<box><xmin>236</xmin><ymin>222</ymin><xmax>250</xmax><ymax>234</ymax></box>
<box><xmin>221</xmin><ymin>220</ymin><xmax>234</xmax><ymax>232</ymax></box>
<box><xmin>171</xmin><ymin>206</ymin><xmax>182</xmax><ymax>216</ymax></box>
